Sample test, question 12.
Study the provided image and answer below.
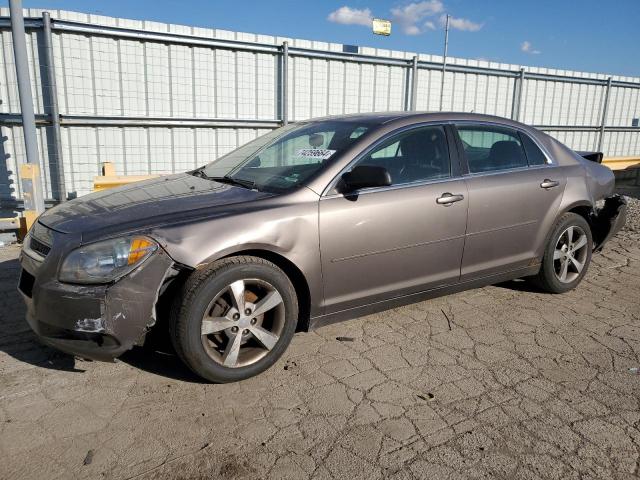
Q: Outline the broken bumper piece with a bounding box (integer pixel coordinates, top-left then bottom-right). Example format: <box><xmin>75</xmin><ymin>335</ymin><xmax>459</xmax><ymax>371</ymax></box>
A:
<box><xmin>19</xmin><ymin>247</ymin><xmax>175</xmax><ymax>361</ymax></box>
<box><xmin>592</xmin><ymin>194</ymin><xmax>627</xmax><ymax>252</ymax></box>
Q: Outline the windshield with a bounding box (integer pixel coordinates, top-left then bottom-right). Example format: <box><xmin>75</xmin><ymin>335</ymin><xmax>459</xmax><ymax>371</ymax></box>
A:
<box><xmin>199</xmin><ymin>121</ymin><xmax>373</xmax><ymax>192</ymax></box>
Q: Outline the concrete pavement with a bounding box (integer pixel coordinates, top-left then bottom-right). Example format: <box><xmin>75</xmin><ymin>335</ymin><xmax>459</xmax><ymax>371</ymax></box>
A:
<box><xmin>1</xmin><ymin>215</ymin><xmax>639</xmax><ymax>479</ymax></box>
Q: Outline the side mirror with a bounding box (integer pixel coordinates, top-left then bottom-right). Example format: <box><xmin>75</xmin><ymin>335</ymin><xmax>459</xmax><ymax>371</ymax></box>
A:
<box><xmin>340</xmin><ymin>165</ymin><xmax>392</xmax><ymax>193</ymax></box>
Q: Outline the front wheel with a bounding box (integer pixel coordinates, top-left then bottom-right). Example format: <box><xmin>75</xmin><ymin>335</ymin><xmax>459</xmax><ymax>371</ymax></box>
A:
<box><xmin>534</xmin><ymin>213</ymin><xmax>593</xmax><ymax>293</ymax></box>
<box><xmin>170</xmin><ymin>256</ymin><xmax>298</xmax><ymax>383</ymax></box>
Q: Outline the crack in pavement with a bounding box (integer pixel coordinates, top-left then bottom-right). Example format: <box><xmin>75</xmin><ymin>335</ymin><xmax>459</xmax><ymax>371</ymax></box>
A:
<box><xmin>0</xmin><ymin>226</ymin><xmax>639</xmax><ymax>479</ymax></box>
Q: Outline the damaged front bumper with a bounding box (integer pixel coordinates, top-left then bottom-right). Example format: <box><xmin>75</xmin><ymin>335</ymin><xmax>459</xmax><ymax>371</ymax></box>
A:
<box><xmin>591</xmin><ymin>194</ymin><xmax>627</xmax><ymax>252</ymax></box>
<box><xmin>18</xmin><ymin>235</ymin><xmax>176</xmax><ymax>361</ymax></box>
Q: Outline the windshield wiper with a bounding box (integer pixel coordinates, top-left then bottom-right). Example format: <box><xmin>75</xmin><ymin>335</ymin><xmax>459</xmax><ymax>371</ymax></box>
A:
<box><xmin>190</xmin><ymin>168</ymin><xmax>210</xmax><ymax>179</ymax></box>
<box><xmin>210</xmin><ymin>175</ymin><xmax>258</xmax><ymax>191</ymax></box>
<box><xmin>190</xmin><ymin>168</ymin><xmax>259</xmax><ymax>191</ymax></box>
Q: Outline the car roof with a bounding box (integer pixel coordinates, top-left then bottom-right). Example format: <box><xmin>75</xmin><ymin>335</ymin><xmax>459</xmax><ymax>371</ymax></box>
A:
<box><xmin>304</xmin><ymin>111</ymin><xmax>533</xmax><ymax>131</ymax></box>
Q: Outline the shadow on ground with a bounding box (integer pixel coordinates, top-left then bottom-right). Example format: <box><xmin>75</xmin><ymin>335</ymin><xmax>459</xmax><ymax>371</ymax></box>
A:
<box><xmin>119</xmin><ymin>347</ymin><xmax>206</xmax><ymax>383</ymax></box>
<box><xmin>494</xmin><ymin>277</ymin><xmax>545</xmax><ymax>293</ymax></box>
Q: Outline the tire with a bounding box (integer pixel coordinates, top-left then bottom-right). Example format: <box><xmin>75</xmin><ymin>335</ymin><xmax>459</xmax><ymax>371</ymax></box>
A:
<box><xmin>170</xmin><ymin>256</ymin><xmax>298</xmax><ymax>383</ymax></box>
<box><xmin>534</xmin><ymin>212</ymin><xmax>593</xmax><ymax>294</ymax></box>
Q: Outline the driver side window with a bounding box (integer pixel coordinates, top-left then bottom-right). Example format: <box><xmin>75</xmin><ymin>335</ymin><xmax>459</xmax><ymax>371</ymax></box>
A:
<box><xmin>353</xmin><ymin>125</ymin><xmax>451</xmax><ymax>186</ymax></box>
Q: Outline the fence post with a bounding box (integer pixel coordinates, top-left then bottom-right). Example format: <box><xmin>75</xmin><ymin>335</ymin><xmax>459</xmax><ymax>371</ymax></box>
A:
<box><xmin>42</xmin><ymin>11</ymin><xmax>66</xmax><ymax>202</ymax></box>
<box><xmin>9</xmin><ymin>0</ymin><xmax>44</xmax><ymax>228</ymax></box>
<box><xmin>439</xmin><ymin>15</ymin><xmax>450</xmax><ymax>111</ymax></box>
<box><xmin>281</xmin><ymin>41</ymin><xmax>288</xmax><ymax>125</ymax></box>
<box><xmin>597</xmin><ymin>76</ymin><xmax>612</xmax><ymax>153</ymax></box>
<box><xmin>410</xmin><ymin>56</ymin><xmax>418</xmax><ymax>111</ymax></box>
<box><xmin>511</xmin><ymin>68</ymin><xmax>525</xmax><ymax>121</ymax></box>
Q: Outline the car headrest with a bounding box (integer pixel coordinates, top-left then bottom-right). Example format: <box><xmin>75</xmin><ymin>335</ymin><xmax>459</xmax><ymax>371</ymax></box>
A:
<box><xmin>399</xmin><ymin>131</ymin><xmax>440</xmax><ymax>165</ymax></box>
<box><xmin>488</xmin><ymin>141</ymin><xmax>525</xmax><ymax>167</ymax></box>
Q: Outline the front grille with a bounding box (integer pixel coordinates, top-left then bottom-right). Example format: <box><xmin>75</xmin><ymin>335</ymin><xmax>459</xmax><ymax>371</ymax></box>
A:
<box><xmin>30</xmin><ymin>236</ymin><xmax>51</xmax><ymax>257</ymax></box>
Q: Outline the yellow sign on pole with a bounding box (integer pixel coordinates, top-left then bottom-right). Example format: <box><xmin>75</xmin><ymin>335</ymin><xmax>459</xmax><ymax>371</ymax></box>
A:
<box><xmin>372</xmin><ymin>18</ymin><xmax>391</xmax><ymax>36</ymax></box>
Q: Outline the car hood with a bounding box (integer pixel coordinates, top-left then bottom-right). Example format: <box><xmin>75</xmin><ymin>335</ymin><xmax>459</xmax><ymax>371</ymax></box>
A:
<box><xmin>39</xmin><ymin>173</ymin><xmax>273</xmax><ymax>237</ymax></box>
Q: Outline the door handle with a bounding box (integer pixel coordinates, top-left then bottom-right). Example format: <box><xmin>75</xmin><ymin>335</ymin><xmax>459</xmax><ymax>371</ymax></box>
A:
<box><xmin>436</xmin><ymin>192</ymin><xmax>465</xmax><ymax>206</ymax></box>
<box><xmin>540</xmin><ymin>179</ymin><xmax>560</xmax><ymax>189</ymax></box>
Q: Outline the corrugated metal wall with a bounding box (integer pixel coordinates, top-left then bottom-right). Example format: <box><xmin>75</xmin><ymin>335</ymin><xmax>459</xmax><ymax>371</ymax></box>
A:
<box><xmin>0</xmin><ymin>8</ymin><xmax>639</xmax><ymax>204</ymax></box>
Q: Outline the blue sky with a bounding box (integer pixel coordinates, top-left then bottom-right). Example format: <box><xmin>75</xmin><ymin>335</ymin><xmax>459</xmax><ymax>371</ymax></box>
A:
<box><xmin>9</xmin><ymin>0</ymin><xmax>640</xmax><ymax>77</ymax></box>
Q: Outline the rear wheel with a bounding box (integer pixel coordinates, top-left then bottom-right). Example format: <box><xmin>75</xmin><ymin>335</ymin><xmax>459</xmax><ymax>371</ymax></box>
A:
<box><xmin>170</xmin><ymin>256</ymin><xmax>298</xmax><ymax>382</ymax></box>
<box><xmin>534</xmin><ymin>213</ymin><xmax>592</xmax><ymax>293</ymax></box>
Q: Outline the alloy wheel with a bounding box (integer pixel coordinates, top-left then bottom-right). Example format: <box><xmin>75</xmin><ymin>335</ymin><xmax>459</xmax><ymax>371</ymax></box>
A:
<box><xmin>200</xmin><ymin>278</ymin><xmax>285</xmax><ymax>368</ymax></box>
<box><xmin>553</xmin><ymin>225</ymin><xmax>589</xmax><ymax>283</ymax></box>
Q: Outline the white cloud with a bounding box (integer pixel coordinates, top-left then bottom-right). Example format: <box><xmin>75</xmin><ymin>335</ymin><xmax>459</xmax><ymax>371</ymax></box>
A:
<box><xmin>328</xmin><ymin>2</ymin><xmax>482</xmax><ymax>36</ymax></box>
<box><xmin>442</xmin><ymin>15</ymin><xmax>483</xmax><ymax>32</ymax></box>
<box><xmin>391</xmin><ymin>0</ymin><xmax>444</xmax><ymax>35</ymax></box>
<box><xmin>327</xmin><ymin>6</ymin><xmax>373</xmax><ymax>27</ymax></box>
<box><xmin>404</xmin><ymin>25</ymin><xmax>421</xmax><ymax>35</ymax></box>
<box><xmin>521</xmin><ymin>40</ymin><xmax>541</xmax><ymax>54</ymax></box>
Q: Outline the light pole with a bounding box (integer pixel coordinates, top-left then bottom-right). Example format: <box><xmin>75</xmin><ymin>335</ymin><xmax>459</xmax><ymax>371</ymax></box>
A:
<box><xmin>439</xmin><ymin>14</ymin><xmax>450</xmax><ymax>111</ymax></box>
<box><xmin>9</xmin><ymin>0</ymin><xmax>45</xmax><ymax>228</ymax></box>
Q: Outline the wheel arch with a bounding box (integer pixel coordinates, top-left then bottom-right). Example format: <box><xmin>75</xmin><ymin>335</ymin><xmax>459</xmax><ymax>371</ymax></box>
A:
<box><xmin>555</xmin><ymin>200</ymin><xmax>595</xmax><ymax>233</ymax></box>
<box><xmin>564</xmin><ymin>202</ymin><xmax>594</xmax><ymax>225</ymax></box>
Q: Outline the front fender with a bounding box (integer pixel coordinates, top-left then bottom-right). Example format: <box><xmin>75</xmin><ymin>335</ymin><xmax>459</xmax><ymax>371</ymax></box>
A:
<box><xmin>151</xmin><ymin>197</ymin><xmax>323</xmax><ymax>317</ymax></box>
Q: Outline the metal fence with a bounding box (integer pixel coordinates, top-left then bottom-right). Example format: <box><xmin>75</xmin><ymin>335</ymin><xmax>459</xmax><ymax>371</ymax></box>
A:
<box><xmin>1</xmin><ymin>8</ymin><xmax>639</xmax><ymax>209</ymax></box>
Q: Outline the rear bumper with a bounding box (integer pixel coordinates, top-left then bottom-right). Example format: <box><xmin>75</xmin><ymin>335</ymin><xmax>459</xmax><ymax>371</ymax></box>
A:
<box><xmin>19</xmin><ymin>246</ymin><xmax>175</xmax><ymax>361</ymax></box>
<box><xmin>592</xmin><ymin>194</ymin><xmax>627</xmax><ymax>251</ymax></box>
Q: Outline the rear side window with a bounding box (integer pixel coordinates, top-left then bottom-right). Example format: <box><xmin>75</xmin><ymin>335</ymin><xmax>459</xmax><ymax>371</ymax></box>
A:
<box><xmin>354</xmin><ymin>125</ymin><xmax>451</xmax><ymax>185</ymax></box>
<box><xmin>520</xmin><ymin>133</ymin><xmax>548</xmax><ymax>166</ymax></box>
<box><xmin>457</xmin><ymin>125</ymin><xmax>527</xmax><ymax>173</ymax></box>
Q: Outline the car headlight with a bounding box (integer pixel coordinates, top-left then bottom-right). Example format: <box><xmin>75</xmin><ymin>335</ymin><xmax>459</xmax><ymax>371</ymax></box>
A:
<box><xmin>59</xmin><ymin>236</ymin><xmax>158</xmax><ymax>284</ymax></box>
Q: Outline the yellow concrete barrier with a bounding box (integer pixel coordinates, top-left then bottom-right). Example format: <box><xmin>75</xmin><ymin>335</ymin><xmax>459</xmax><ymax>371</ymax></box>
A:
<box><xmin>603</xmin><ymin>157</ymin><xmax>640</xmax><ymax>171</ymax></box>
<box><xmin>93</xmin><ymin>162</ymin><xmax>160</xmax><ymax>192</ymax></box>
<box><xmin>0</xmin><ymin>217</ymin><xmax>20</xmax><ymax>230</ymax></box>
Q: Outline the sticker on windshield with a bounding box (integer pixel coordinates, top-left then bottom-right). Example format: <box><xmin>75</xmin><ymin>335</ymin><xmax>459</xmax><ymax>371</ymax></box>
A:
<box><xmin>295</xmin><ymin>148</ymin><xmax>336</xmax><ymax>160</ymax></box>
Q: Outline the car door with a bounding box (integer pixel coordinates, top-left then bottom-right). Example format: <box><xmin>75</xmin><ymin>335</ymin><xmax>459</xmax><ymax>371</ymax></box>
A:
<box><xmin>319</xmin><ymin>124</ymin><xmax>468</xmax><ymax>314</ymax></box>
<box><xmin>454</xmin><ymin>123</ymin><xmax>567</xmax><ymax>281</ymax></box>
